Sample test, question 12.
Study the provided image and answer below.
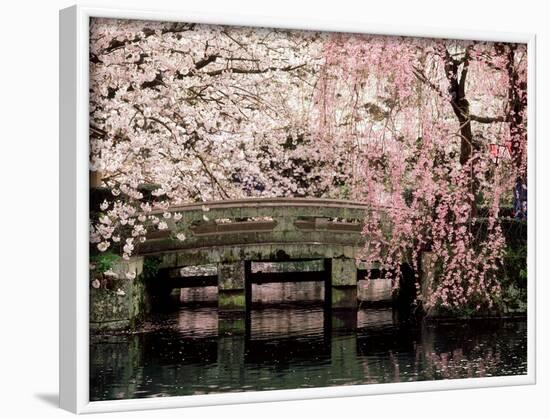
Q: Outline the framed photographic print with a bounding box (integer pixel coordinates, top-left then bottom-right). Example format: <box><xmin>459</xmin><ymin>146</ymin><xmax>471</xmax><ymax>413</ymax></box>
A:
<box><xmin>59</xmin><ymin>4</ymin><xmax>536</xmax><ymax>414</ymax></box>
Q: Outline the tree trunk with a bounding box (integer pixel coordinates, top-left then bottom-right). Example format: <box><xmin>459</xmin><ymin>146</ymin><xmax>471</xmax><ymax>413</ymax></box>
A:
<box><xmin>443</xmin><ymin>47</ymin><xmax>478</xmax><ymax>215</ymax></box>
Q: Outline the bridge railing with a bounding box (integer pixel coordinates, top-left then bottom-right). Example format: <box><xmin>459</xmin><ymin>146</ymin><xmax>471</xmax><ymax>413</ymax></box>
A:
<box><xmin>140</xmin><ymin>197</ymin><xmax>372</xmax><ymax>255</ymax></box>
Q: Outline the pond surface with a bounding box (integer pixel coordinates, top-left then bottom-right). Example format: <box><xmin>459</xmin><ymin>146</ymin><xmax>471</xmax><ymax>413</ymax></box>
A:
<box><xmin>90</xmin><ymin>304</ymin><xmax>527</xmax><ymax>401</ymax></box>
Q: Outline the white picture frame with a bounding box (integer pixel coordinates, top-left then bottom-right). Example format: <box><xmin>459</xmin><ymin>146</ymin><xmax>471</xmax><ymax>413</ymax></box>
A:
<box><xmin>59</xmin><ymin>4</ymin><xmax>537</xmax><ymax>414</ymax></box>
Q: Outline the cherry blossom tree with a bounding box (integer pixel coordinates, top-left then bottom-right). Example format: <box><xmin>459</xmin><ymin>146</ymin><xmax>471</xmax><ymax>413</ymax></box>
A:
<box><xmin>314</xmin><ymin>33</ymin><xmax>527</xmax><ymax>313</ymax></box>
<box><xmin>89</xmin><ymin>19</ymin><xmax>327</xmax><ymax>259</ymax></box>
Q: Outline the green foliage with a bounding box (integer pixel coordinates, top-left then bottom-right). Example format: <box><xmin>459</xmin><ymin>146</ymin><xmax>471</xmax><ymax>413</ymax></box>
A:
<box><xmin>90</xmin><ymin>252</ymin><xmax>120</xmax><ymax>273</ymax></box>
<box><xmin>143</xmin><ymin>257</ymin><xmax>162</xmax><ymax>280</ymax></box>
<box><xmin>402</xmin><ymin>188</ymin><xmax>413</xmax><ymax>207</ymax></box>
<box><xmin>502</xmin><ymin>242</ymin><xmax>527</xmax><ymax>286</ymax></box>
<box><xmin>499</xmin><ymin>283</ymin><xmax>528</xmax><ymax>313</ymax></box>
<box><xmin>496</xmin><ymin>242</ymin><xmax>527</xmax><ymax>312</ymax></box>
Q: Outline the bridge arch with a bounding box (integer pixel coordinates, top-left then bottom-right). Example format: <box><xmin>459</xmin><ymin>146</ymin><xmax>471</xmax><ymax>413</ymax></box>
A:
<box><xmin>137</xmin><ymin>197</ymin><xmax>392</xmax><ymax>312</ymax></box>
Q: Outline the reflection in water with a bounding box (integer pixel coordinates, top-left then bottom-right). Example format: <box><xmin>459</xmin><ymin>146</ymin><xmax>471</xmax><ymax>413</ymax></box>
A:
<box><xmin>180</xmin><ymin>286</ymin><xmax>218</xmax><ymax>305</ymax></box>
<box><xmin>90</xmin><ymin>305</ymin><xmax>527</xmax><ymax>401</ymax></box>
<box><xmin>357</xmin><ymin>278</ymin><xmax>393</xmax><ymax>302</ymax></box>
<box><xmin>178</xmin><ymin>279</ymin><xmax>393</xmax><ymax>306</ymax></box>
<box><xmin>252</xmin><ymin>282</ymin><xmax>324</xmax><ymax>305</ymax></box>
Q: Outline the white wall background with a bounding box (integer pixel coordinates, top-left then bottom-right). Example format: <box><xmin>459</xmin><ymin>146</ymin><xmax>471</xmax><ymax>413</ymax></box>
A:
<box><xmin>0</xmin><ymin>0</ymin><xmax>547</xmax><ymax>417</ymax></box>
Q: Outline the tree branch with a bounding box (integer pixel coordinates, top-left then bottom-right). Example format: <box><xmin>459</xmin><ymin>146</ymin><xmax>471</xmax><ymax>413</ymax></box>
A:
<box><xmin>194</xmin><ymin>54</ymin><xmax>219</xmax><ymax>70</ymax></box>
<box><xmin>469</xmin><ymin>114</ymin><xmax>505</xmax><ymax>124</ymax></box>
<box><xmin>206</xmin><ymin>63</ymin><xmax>306</xmax><ymax>77</ymax></box>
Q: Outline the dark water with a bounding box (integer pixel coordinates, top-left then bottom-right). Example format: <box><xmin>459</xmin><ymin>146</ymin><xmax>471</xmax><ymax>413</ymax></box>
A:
<box><xmin>90</xmin><ymin>305</ymin><xmax>527</xmax><ymax>401</ymax></box>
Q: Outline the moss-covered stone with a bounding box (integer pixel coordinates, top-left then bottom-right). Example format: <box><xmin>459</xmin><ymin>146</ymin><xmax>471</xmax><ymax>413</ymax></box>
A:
<box><xmin>218</xmin><ymin>261</ymin><xmax>246</xmax><ymax>290</ymax></box>
<box><xmin>90</xmin><ymin>257</ymin><xmax>149</xmax><ymax>331</ymax></box>
<box><xmin>331</xmin><ymin>286</ymin><xmax>357</xmax><ymax>309</ymax></box>
<box><xmin>218</xmin><ymin>315</ymin><xmax>246</xmax><ymax>336</ymax></box>
<box><xmin>218</xmin><ymin>290</ymin><xmax>246</xmax><ymax>312</ymax></box>
<box><xmin>331</xmin><ymin>258</ymin><xmax>357</xmax><ymax>286</ymax></box>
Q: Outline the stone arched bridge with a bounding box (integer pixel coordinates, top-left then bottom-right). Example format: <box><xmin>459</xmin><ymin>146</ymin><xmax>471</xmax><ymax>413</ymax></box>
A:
<box><xmin>138</xmin><ymin>197</ymin><xmax>382</xmax><ymax>312</ymax></box>
<box><xmin>91</xmin><ymin>198</ymin><xmax>402</xmax><ymax>330</ymax></box>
